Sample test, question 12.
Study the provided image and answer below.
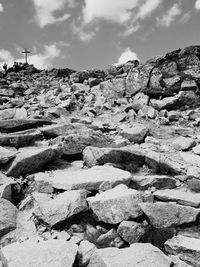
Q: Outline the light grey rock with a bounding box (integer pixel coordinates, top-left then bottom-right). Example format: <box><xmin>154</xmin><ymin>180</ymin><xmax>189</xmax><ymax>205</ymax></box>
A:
<box><xmin>33</xmin><ymin>190</ymin><xmax>88</xmax><ymax>226</ymax></box>
<box><xmin>87</xmin><ymin>184</ymin><xmax>143</xmax><ymax>224</ymax></box>
<box><xmin>0</xmin><ymin>146</ymin><xmax>17</xmax><ymax>164</ymax></box>
<box><xmin>139</xmin><ymin>202</ymin><xmax>200</xmax><ymax>228</ymax></box>
<box><xmin>100</xmin><ymin>78</ymin><xmax>126</xmax><ymax>103</ymax></box>
<box><xmin>77</xmin><ymin>240</ymin><xmax>96</xmax><ymax>267</ymax></box>
<box><xmin>172</xmin><ymin>137</ymin><xmax>196</xmax><ymax>151</ymax></box>
<box><xmin>1</xmin><ymin>238</ymin><xmax>78</xmax><ymax>267</ymax></box>
<box><xmin>153</xmin><ymin>189</ymin><xmax>200</xmax><ymax>207</ymax></box>
<box><xmin>88</xmin><ymin>243</ymin><xmax>172</xmax><ymax>267</ymax></box>
<box><xmin>192</xmin><ymin>144</ymin><xmax>200</xmax><ymax>155</ymax></box>
<box><xmin>165</xmin><ymin>235</ymin><xmax>200</xmax><ymax>267</ymax></box>
<box><xmin>118</xmin><ymin>123</ymin><xmax>148</xmax><ymax>143</ymax></box>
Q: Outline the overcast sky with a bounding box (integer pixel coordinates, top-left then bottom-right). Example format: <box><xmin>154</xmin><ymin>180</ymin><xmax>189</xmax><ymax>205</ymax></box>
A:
<box><xmin>0</xmin><ymin>0</ymin><xmax>199</xmax><ymax>70</ymax></box>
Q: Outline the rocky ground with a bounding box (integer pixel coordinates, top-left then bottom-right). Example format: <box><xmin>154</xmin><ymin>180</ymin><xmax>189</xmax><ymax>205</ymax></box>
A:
<box><xmin>0</xmin><ymin>45</ymin><xmax>200</xmax><ymax>266</ymax></box>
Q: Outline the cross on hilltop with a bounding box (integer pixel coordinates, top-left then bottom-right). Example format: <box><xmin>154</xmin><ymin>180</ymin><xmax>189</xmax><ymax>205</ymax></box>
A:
<box><xmin>22</xmin><ymin>48</ymin><xmax>31</xmax><ymax>64</ymax></box>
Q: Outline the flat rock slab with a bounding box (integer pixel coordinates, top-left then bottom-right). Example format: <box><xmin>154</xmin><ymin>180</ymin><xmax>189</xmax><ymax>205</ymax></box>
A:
<box><xmin>0</xmin><ymin>129</ymin><xmax>42</xmax><ymax>148</ymax></box>
<box><xmin>0</xmin><ymin>198</ymin><xmax>18</xmax><ymax>237</ymax></box>
<box><xmin>33</xmin><ymin>190</ymin><xmax>88</xmax><ymax>226</ymax></box>
<box><xmin>153</xmin><ymin>189</ymin><xmax>200</xmax><ymax>207</ymax></box>
<box><xmin>139</xmin><ymin>202</ymin><xmax>200</xmax><ymax>228</ymax></box>
<box><xmin>172</xmin><ymin>137</ymin><xmax>196</xmax><ymax>151</ymax></box>
<box><xmin>117</xmin><ymin>124</ymin><xmax>148</xmax><ymax>143</ymax></box>
<box><xmin>88</xmin><ymin>243</ymin><xmax>172</xmax><ymax>267</ymax></box>
<box><xmin>0</xmin><ymin>146</ymin><xmax>17</xmax><ymax>164</ymax></box>
<box><xmin>46</xmin><ymin>166</ymin><xmax>131</xmax><ymax>191</ymax></box>
<box><xmin>6</xmin><ymin>146</ymin><xmax>58</xmax><ymax>177</ymax></box>
<box><xmin>131</xmin><ymin>175</ymin><xmax>177</xmax><ymax>190</ymax></box>
<box><xmin>1</xmin><ymin>239</ymin><xmax>78</xmax><ymax>267</ymax></box>
<box><xmin>87</xmin><ymin>184</ymin><xmax>143</xmax><ymax>224</ymax></box>
<box><xmin>165</xmin><ymin>235</ymin><xmax>200</xmax><ymax>267</ymax></box>
<box><xmin>0</xmin><ymin>119</ymin><xmax>52</xmax><ymax>133</ymax></box>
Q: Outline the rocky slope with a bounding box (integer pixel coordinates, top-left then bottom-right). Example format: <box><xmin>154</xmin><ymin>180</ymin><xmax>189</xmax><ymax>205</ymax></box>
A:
<box><xmin>0</xmin><ymin>45</ymin><xmax>200</xmax><ymax>266</ymax></box>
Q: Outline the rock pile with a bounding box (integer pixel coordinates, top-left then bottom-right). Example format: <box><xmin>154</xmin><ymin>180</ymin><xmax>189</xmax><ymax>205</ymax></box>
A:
<box><xmin>0</xmin><ymin>46</ymin><xmax>200</xmax><ymax>266</ymax></box>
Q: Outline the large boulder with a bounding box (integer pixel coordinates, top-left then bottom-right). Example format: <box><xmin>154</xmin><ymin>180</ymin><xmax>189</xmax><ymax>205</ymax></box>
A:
<box><xmin>100</xmin><ymin>78</ymin><xmax>126</xmax><ymax>103</ymax></box>
<box><xmin>33</xmin><ymin>190</ymin><xmax>88</xmax><ymax>227</ymax></box>
<box><xmin>117</xmin><ymin>123</ymin><xmax>148</xmax><ymax>143</ymax></box>
<box><xmin>1</xmin><ymin>239</ymin><xmax>78</xmax><ymax>267</ymax></box>
<box><xmin>87</xmin><ymin>184</ymin><xmax>143</xmax><ymax>224</ymax></box>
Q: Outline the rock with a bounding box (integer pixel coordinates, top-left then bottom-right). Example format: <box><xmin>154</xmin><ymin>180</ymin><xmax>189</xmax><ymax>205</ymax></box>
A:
<box><xmin>117</xmin><ymin>220</ymin><xmax>147</xmax><ymax>244</ymax></box>
<box><xmin>0</xmin><ymin>119</ymin><xmax>52</xmax><ymax>133</ymax></box>
<box><xmin>165</xmin><ymin>235</ymin><xmax>200</xmax><ymax>267</ymax></box>
<box><xmin>153</xmin><ymin>189</ymin><xmax>200</xmax><ymax>207</ymax></box>
<box><xmin>87</xmin><ymin>184</ymin><xmax>143</xmax><ymax>224</ymax></box>
<box><xmin>131</xmin><ymin>175</ymin><xmax>177</xmax><ymax>190</ymax></box>
<box><xmin>186</xmin><ymin>178</ymin><xmax>200</xmax><ymax>192</ymax></box>
<box><xmin>0</xmin><ymin>146</ymin><xmax>17</xmax><ymax>164</ymax></box>
<box><xmin>40</xmin><ymin>166</ymin><xmax>131</xmax><ymax>192</ymax></box>
<box><xmin>192</xmin><ymin>144</ymin><xmax>200</xmax><ymax>155</ymax></box>
<box><xmin>83</xmin><ymin>146</ymin><xmax>145</xmax><ymax>169</ymax></box>
<box><xmin>118</xmin><ymin>124</ymin><xmax>148</xmax><ymax>143</ymax></box>
<box><xmin>139</xmin><ymin>202</ymin><xmax>200</xmax><ymax>228</ymax></box>
<box><xmin>33</xmin><ymin>190</ymin><xmax>88</xmax><ymax>227</ymax></box>
<box><xmin>169</xmin><ymin>255</ymin><xmax>193</xmax><ymax>267</ymax></box>
<box><xmin>6</xmin><ymin>146</ymin><xmax>60</xmax><ymax>177</ymax></box>
<box><xmin>97</xmin><ymin>229</ymin><xmax>124</xmax><ymax>248</ymax></box>
<box><xmin>0</xmin><ymin>198</ymin><xmax>18</xmax><ymax>237</ymax></box>
<box><xmin>88</xmin><ymin>243</ymin><xmax>172</xmax><ymax>267</ymax></box>
<box><xmin>1</xmin><ymin>238</ymin><xmax>78</xmax><ymax>267</ymax></box>
<box><xmin>100</xmin><ymin>79</ymin><xmax>126</xmax><ymax>103</ymax></box>
<box><xmin>150</xmin><ymin>95</ymin><xmax>179</xmax><ymax>111</ymax></box>
<box><xmin>0</xmin><ymin>88</ymin><xmax>14</xmax><ymax>97</ymax></box>
<box><xmin>0</xmin><ymin>129</ymin><xmax>42</xmax><ymax>148</ymax></box>
<box><xmin>0</xmin><ymin>108</ymin><xmax>15</xmax><ymax>120</ymax></box>
<box><xmin>130</xmin><ymin>92</ymin><xmax>149</xmax><ymax>112</ymax></box>
<box><xmin>181</xmin><ymin>80</ymin><xmax>198</xmax><ymax>91</ymax></box>
<box><xmin>77</xmin><ymin>240</ymin><xmax>96</xmax><ymax>266</ymax></box>
<box><xmin>172</xmin><ymin>137</ymin><xmax>196</xmax><ymax>151</ymax></box>
<box><xmin>168</xmin><ymin>111</ymin><xmax>181</xmax><ymax>121</ymax></box>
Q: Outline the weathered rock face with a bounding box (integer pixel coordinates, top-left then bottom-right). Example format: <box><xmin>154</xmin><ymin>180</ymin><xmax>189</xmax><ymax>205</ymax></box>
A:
<box><xmin>1</xmin><ymin>239</ymin><xmax>78</xmax><ymax>267</ymax></box>
<box><xmin>87</xmin><ymin>184</ymin><xmax>143</xmax><ymax>224</ymax></box>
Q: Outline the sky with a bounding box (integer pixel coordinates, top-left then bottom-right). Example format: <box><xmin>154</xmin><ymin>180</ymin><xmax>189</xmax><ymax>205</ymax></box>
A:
<box><xmin>0</xmin><ymin>0</ymin><xmax>199</xmax><ymax>70</ymax></box>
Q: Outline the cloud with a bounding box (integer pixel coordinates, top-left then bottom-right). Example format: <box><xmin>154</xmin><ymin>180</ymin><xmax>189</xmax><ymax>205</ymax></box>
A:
<box><xmin>157</xmin><ymin>4</ymin><xmax>182</xmax><ymax>27</ymax></box>
<box><xmin>195</xmin><ymin>0</ymin><xmax>200</xmax><ymax>10</ymax></box>
<box><xmin>122</xmin><ymin>24</ymin><xmax>141</xmax><ymax>36</ymax></box>
<box><xmin>82</xmin><ymin>0</ymin><xmax>139</xmax><ymax>24</ymax></box>
<box><xmin>179</xmin><ymin>12</ymin><xmax>191</xmax><ymax>24</ymax></box>
<box><xmin>0</xmin><ymin>45</ymin><xmax>61</xmax><ymax>70</ymax></box>
<box><xmin>0</xmin><ymin>3</ymin><xmax>3</xmax><ymax>12</ymax></box>
<box><xmin>115</xmin><ymin>48</ymin><xmax>139</xmax><ymax>65</ymax></box>
<box><xmin>71</xmin><ymin>22</ymin><xmax>97</xmax><ymax>42</ymax></box>
<box><xmin>32</xmin><ymin>0</ymin><xmax>71</xmax><ymax>27</ymax></box>
<box><xmin>136</xmin><ymin>0</ymin><xmax>162</xmax><ymax>19</ymax></box>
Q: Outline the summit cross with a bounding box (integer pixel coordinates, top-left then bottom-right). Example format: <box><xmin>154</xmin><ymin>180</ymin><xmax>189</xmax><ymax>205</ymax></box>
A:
<box><xmin>22</xmin><ymin>48</ymin><xmax>31</xmax><ymax>64</ymax></box>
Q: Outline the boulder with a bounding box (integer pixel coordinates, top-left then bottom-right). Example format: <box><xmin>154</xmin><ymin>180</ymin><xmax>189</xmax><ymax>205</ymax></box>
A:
<box><xmin>33</xmin><ymin>190</ymin><xmax>88</xmax><ymax>226</ymax></box>
<box><xmin>153</xmin><ymin>189</ymin><xmax>200</xmax><ymax>207</ymax></box>
<box><xmin>100</xmin><ymin>78</ymin><xmax>126</xmax><ymax>103</ymax></box>
<box><xmin>0</xmin><ymin>146</ymin><xmax>17</xmax><ymax>164</ymax></box>
<box><xmin>1</xmin><ymin>239</ymin><xmax>78</xmax><ymax>267</ymax></box>
<box><xmin>117</xmin><ymin>124</ymin><xmax>148</xmax><ymax>143</ymax></box>
<box><xmin>40</xmin><ymin>166</ymin><xmax>131</xmax><ymax>192</ymax></box>
<box><xmin>165</xmin><ymin>235</ymin><xmax>200</xmax><ymax>267</ymax></box>
<box><xmin>0</xmin><ymin>198</ymin><xmax>18</xmax><ymax>237</ymax></box>
<box><xmin>88</xmin><ymin>243</ymin><xmax>172</xmax><ymax>267</ymax></box>
<box><xmin>139</xmin><ymin>202</ymin><xmax>200</xmax><ymax>228</ymax></box>
<box><xmin>87</xmin><ymin>184</ymin><xmax>143</xmax><ymax>224</ymax></box>
<box><xmin>6</xmin><ymin>146</ymin><xmax>60</xmax><ymax>177</ymax></box>
<box><xmin>172</xmin><ymin>137</ymin><xmax>196</xmax><ymax>151</ymax></box>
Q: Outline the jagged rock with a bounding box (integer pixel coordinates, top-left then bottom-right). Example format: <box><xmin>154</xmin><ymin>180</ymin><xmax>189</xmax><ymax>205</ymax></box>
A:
<box><xmin>192</xmin><ymin>144</ymin><xmax>200</xmax><ymax>155</ymax></box>
<box><xmin>181</xmin><ymin>80</ymin><xmax>198</xmax><ymax>91</ymax></box>
<box><xmin>117</xmin><ymin>123</ymin><xmax>148</xmax><ymax>143</ymax></box>
<box><xmin>131</xmin><ymin>175</ymin><xmax>177</xmax><ymax>190</ymax></box>
<box><xmin>130</xmin><ymin>92</ymin><xmax>149</xmax><ymax>112</ymax></box>
<box><xmin>83</xmin><ymin>146</ymin><xmax>145</xmax><ymax>169</ymax></box>
<box><xmin>117</xmin><ymin>220</ymin><xmax>148</xmax><ymax>244</ymax></box>
<box><xmin>168</xmin><ymin>111</ymin><xmax>181</xmax><ymax>121</ymax></box>
<box><xmin>0</xmin><ymin>146</ymin><xmax>17</xmax><ymax>164</ymax></box>
<box><xmin>99</xmin><ymin>79</ymin><xmax>126</xmax><ymax>103</ymax></box>
<box><xmin>6</xmin><ymin>146</ymin><xmax>60</xmax><ymax>177</ymax></box>
<box><xmin>139</xmin><ymin>202</ymin><xmax>200</xmax><ymax>228</ymax></box>
<box><xmin>169</xmin><ymin>255</ymin><xmax>193</xmax><ymax>267</ymax></box>
<box><xmin>97</xmin><ymin>229</ymin><xmax>124</xmax><ymax>248</ymax></box>
<box><xmin>172</xmin><ymin>137</ymin><xmax>196</xmax><ymax>151</ymax></box>
<box><xmin>88</xmin><ymin>243</ymin><xmax>172</xmax><ymax>267</ymax></box>
<box><xmin>150</xmin><ymin>95</ymin><xmax>179</xmax><ymax>111</ymax></box>
<box><xmin>153</xmin><ymin>189</ymin><xmax>200</xmax><ymax>207</ymax></box>
<box><xmin>87</xmin><ymin>184</ymin><xmax>143</xmax><ymax>224</ymax></box>
<box><xmin>0</xmin><ymin>129</ymin><xmax>42</xmax><ymax>148</ymax></box>
<box><xmin>0</xmin><ymin>198</ymin><xmax>18</xmax><ymax>237</ymax></box>
<box><xmin>0</xmin><ymin>108</ymin><xmax>15</xmax><ymax>120</ymax></box>
<box><xmin>165</xmin><ymin>235</ymin><xmax>200</xmax><ymax>267</ymax></box>
<box><xmin>1</xmin><ymin>239</ymin><xmax>78</xmax><ymax>267</ymax></box>
<box><xmin>33</xmin><ymin>190</ymin><xmax>88</xmax><ymax>226</ymax></box>
<box><xmin>77</xmin><ymin>240</ymin><xmax>96</xmax><ymax>266</ymax></box>
<box><xmin>0</xmin><ymin>88</ymin><xmax>14</xmax><ymax>97</ymax></box>
<box><xmin>0</xmin><ymin>119</ymin><xmax>52</xmax><ymax>133</ymax></box>
<box><xmin>37</xmin><ymin>166</ymin><xmax>131</xmax><ymax>192</ymax></box>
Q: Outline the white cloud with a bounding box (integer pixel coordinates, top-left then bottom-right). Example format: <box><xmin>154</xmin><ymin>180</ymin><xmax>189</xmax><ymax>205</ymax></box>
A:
<box><xmin>0</xmin><ymin>45</ymin><xmax>61</xmax><ymax>70</ymax></box>
<box><xmin>0</xmin><ymin>3</ymin><xmax>4</xmax><ymax>12</ymax></box>
<box><xmin>195</xmin><ymin>0</ymin><xmax>200</xmax><ymax>10</ymax></box>
<box><xmin>157</xmin><ymin>4</ymin><xmax>182</xmax><ymax>27</ymax></box>
<box><xmin>115</xmin><ymin>48</ymin><xmax>139</xmax><ymax>65</ymax></box>
<box><xmin>136</xmin><ymin>0</ymin><xmax>162</xmax><ymax>19</ymax></box>
<box><xmin>32</xmin><ymin>0</ymin><xmax>71</xmax><ymax>27</ymax></box>
<box><xmin>71</xmin><ymin>22</ymin><xmax>97</xmax><ymax>42</ymax></box>
<box><xmin>179</xmin><ymin>12</ymin><xmax>191</xmax><ymax>24</ymax></box>
<box><xmin>122</xmin><ymin>24</ymin><xmax>141</xmax><ymax>36</ymax></box>
<box><xmin>83</xmin><ymin>0</ymin><xmax>139</xmax><ymax>24</ymax></box>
